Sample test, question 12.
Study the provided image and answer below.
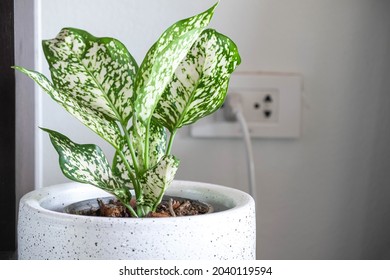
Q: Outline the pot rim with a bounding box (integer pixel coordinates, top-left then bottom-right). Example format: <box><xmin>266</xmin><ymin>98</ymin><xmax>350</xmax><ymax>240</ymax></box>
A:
<box><xmin>19</xmin><ymin>180</ymin><xmax>255</xmax><ymax>223</ymax></box>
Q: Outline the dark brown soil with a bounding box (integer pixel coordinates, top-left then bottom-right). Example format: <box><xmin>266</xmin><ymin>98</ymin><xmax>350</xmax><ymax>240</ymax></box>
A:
<box><xmin>70</xmin><ymin>196</ymin><xmax>212</xmax><ymax>218</ymax></box>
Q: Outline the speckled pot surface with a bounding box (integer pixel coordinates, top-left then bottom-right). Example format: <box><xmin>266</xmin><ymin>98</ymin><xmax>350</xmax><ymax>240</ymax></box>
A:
<box><xmin>18</xmin><ymin>181</ymin><xmax>256</xmax><ymax>260</ymax></box>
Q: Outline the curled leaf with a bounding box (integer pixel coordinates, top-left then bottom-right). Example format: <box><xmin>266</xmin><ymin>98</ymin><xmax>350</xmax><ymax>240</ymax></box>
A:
<box><xmin>153</xmin><ymin>29</ymin><xmax>241</xmax><ymax>133</ymax></box>
<box><xmin>42</xmin><ymin>128</ymin><xmax>131</xmax><ymax>203</ymax></box>
<box><xmin>43</xmin><ymin>28</ymin><xmax>138</xmax><ymax>123</ymax></box>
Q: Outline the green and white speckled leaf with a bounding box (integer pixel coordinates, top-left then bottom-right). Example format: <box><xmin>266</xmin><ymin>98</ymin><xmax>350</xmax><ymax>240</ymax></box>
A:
<box><xmin>134</xmin><ymin>3</ymin><xmax>217</xmax><ymax>124</ymax></box>
<box><xmin>153</xmin><ymin>29</ymin><xmax>241</xmax><ymax>133</ymax></box>
<box><xmin>131</xmin><ymin>120</ymin><xmax>167</xmax><ymax>173</ymax></box>
<box><xmin>42</xmin><ymin>128</ymin><xmax>131</xmax><ymax>203</ymax></box>
<box><xmin>112</xmin><ymin>143</ymin><xmax>135</xmax><ymax>189</ymax></box>
<box><xmin>138</xmin><ymin>155</ymin><xmax>179</xmax><ymax>211</ymax></box>
<box><xmin>13</xmin><ymin>67</ymin><xmax>122</xmax><ymax>148</ymax></box>
<box><xmin>113</xmin><ymin>121</ymin><xmax>166</xmax><ymax>185</ymax></box>
<box><xmin>43</xmin><ymin>28</ymin><xmax>138</xmax><ymax>123</ymax></box>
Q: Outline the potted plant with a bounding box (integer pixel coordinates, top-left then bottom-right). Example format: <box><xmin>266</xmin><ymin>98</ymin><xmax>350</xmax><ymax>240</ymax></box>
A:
<box><xmin>16</xmin><ymin>2</ymin><xmax>256</xmax><ymax>260</ymax></box>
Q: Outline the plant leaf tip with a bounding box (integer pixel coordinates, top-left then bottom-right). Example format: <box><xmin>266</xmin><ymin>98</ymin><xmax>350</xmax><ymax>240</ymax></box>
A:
<box><xmin>210</xmin><ymin>1</ymin><xmax>219</xmax><ymax>13</ymax></box>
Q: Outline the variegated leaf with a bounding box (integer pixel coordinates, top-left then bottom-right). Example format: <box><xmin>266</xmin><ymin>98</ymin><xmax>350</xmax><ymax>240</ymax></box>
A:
<box><xmin>13</xmin><ymin>66</ymin><xmax>122</xmax><ymax>148</ymax></box>
<box><xmin>133</xmin><ymin>3</ymin><xmax>217</xmax><ymax>124</ymax></box>
<box><xmin>153</xmin><ymin>29</ymin><xmax>241</xmax><ymax>133</ymax></box>
<box><xmin>112</xmin><ymin>143</ymin><xmax>135</xmax><ymax>189</ymax></box>
<box><xmin>43</xmin><ymin>28</ymin><xmax>138</xmax><ymax>123</ymax></box>
<box><xmin>132</xmin><ymin>120</ymin><xmax>167</xmax><ymax>173</ymax></box>
<box><xmin>113</xmin><ymin>120</ymin><xmax>167</xmax><ymax>185</ymax></box>
<box><xmin>42</xmin><ymin>128</ymin><xmax>131</xmax><ymax>203</ymax></box>
<box><xmin>137</xmin><ymin>155</ymin><xmax>179</xmax><ymax>212</ymax></box>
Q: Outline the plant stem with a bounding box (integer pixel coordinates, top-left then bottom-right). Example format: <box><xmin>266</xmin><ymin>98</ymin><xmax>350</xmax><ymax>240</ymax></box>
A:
<box><xmin>122</xmin><ymin>200</ymin><xmax>138</xmax><ymax>218</ymax></box>
<box><xmin>143</xmin><ymin>120</ymin><xmax>151</xmax><ymax>171</ymax></box>
<box><xmin>120</xmin><ymin>121</ymin><xmax>140</xmax><ymax>174</ymax></box>
<box><xmin>117</xmin><ymin>150</ymin><xmax>140</xmax><ymax>195</ymax></box>
<box><xmin>137</xmin><ymin>205</ymin><xmax>151</xmax><ymax>217</ymax></box>
<box><xmin>128</xmin><ymin>206</ymin><xmax>139</xmax><ymax>218</ymax></box>
<box><xmin>166</xmin><ymin>130</ymin><xmax>177</xmax><ymax>155</ymax></box>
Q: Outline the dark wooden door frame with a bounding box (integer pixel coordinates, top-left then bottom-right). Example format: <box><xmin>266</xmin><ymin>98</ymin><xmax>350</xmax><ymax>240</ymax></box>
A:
<box><xmin>0</xmin><ymin>0</ymin><xmax>16</xmax><ymax>255</ymax></box>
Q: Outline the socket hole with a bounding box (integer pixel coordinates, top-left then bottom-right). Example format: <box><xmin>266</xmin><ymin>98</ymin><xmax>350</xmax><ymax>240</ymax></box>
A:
<box><xmin>254</xmin><ymin>102</ymin><xmax>261</xmax><ymax>109</ymax></box>
<box><xmin>264</xmin><ymin>95</ymin><xmax>273</xmax><ymax>103</ymax></box>
<box><xmin>264</xmin><ymin>110</ymin><xmax>272</xmax><ymax>118</ymax></box>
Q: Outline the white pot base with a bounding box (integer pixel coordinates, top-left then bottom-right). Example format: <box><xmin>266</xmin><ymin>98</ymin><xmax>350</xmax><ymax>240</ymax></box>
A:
<box><xmin>18</xmin><ymin>181</ymin><xmax>256</xmax><ymax>260</ymax></box>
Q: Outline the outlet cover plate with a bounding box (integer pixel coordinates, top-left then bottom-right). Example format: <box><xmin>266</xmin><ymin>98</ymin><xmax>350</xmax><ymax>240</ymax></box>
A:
<box><xmin>190</xmin><ymin>72</ymin><xmax>303</xmax><ymax>138</ymax></box>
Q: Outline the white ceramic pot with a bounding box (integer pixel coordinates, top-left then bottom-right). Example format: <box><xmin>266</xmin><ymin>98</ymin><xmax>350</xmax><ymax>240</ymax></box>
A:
<box><xmin>18</xmin><ymin>181</ymin><xmax>256</xmax><ymax>260</ymax></box>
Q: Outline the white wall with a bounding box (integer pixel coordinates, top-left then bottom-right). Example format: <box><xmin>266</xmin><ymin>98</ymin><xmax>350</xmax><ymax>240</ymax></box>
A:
<box><xmin>28</xmin><ymin>0</ymin><xmax>390</xmax><ymax>259</ymax></box>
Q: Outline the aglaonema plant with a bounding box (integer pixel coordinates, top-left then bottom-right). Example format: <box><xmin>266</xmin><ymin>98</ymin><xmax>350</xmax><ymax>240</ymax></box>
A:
<box><xmin>14</xmin><ymin>2</ymin><xmax>241</xmax><ymax>217</ymax></box>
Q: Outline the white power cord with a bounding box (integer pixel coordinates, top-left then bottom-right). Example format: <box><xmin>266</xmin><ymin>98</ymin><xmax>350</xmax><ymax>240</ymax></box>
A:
<box><xmin>224</xmin><ymin>94</ymin><xmax>257</xmax><ymax>199</ymax></box>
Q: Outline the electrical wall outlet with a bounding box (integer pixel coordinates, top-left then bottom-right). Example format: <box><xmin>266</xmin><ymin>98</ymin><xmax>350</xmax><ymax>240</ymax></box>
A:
<box><xmin>190</xmin><ymin>72</ymin><xmax>302</xmax><ymax>138</ymax></box>
<box><xmin>232</xmin><ymin>89</ymin><xmax>280</xmax><ymax>123</ymax></box>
